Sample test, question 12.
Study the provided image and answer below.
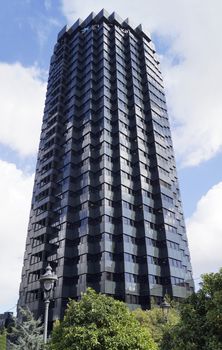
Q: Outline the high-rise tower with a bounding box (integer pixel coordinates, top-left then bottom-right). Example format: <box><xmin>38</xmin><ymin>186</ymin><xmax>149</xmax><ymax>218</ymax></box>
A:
<box><xmin>18</xmin><ymin>10</ymin><xmax>194</xmax><ymax>323</ymax></box>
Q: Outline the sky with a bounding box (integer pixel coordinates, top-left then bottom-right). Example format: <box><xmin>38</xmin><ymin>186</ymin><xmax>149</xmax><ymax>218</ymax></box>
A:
<box><xmin>0</xmin><ymin>0</ymin><xmax>222</xmax><ymax>314</ymax></box>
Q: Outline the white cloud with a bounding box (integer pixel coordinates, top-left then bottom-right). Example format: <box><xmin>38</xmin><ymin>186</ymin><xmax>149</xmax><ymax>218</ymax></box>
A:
<box><xmin>61</xmin><ymin>0</ymin><xmax>222</xmax><ymax>167</ymax></box>
<box><xmin>0</xmin><ymin>62</ymin><xmax>46</xmax><ymax>156</ymax></box>
<box><xmin>0</xmin><ymin>160</ymin><xmax>33</xmax><ymax>313</ymax></box>
<box><xmin>186</xmin><ymin>182</ymin><xmax>222</xmax><ymax>281</ymax></box>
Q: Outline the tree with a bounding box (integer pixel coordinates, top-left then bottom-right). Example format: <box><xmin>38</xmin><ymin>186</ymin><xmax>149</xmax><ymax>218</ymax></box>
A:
<box><xmin>9</xmin><ymin>307</ymin><xmax>44</xmax><ymax>350</ymax></box>
<box><xmin>49</xmin><ymin>288</ymin><xmax>157</xmax><ymax>350</ymax></box>
<box><xmin>133</xmin><ymin>303</ymin><xmax>180</xmax><ymax>346</ymax></box>
<box><xmin>0</xmin><ymin>328</ymin><xmax>7</xmax><ymax>350</ymax></box>
<box><xmin>161</xmin><ymin>268</ymin><xmax>222</xmax><ymax>350</ymax></box>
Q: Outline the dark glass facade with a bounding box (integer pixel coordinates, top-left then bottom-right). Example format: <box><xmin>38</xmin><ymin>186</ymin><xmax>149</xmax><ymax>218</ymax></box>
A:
<box><xmin>18</xmin><ymin>10</ymin><xmax>194</xmax><ymax>322</ymax></box>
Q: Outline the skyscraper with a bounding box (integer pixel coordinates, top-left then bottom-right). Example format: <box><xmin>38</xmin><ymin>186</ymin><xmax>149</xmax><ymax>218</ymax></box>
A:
<box><xmin>18</xmin><ymin>9</ymin><xmax>194</xmax><ymax>323</ymax></box>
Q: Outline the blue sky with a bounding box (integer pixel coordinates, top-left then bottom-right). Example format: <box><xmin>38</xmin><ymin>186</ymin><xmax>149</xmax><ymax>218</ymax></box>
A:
<box><xmin>0</xmin><ymin>0</ymin><xmax>62</xmax><ymax>68</ymax></box>
<box><xmin>0</xmin><ymin>0</ymin><xmax>222</xmax><ymax>313</ymax></box>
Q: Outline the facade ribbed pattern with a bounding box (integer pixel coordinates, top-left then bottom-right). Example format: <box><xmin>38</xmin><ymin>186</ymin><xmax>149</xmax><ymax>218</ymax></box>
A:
<box><xmin>18</xmin><ymin>10</ymin><xmax>194</xmax><ymax>322</ymax></box>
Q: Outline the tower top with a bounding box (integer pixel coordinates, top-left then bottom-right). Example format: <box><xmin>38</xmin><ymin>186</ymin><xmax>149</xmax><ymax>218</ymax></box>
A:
<box><xmin>57</xmin><ymin>9</ymin><xmax>152</xmax><ymax>47</ymax></box>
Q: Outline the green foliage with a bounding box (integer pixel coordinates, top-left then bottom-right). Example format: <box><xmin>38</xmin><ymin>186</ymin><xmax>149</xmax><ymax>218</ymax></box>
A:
<box><xmin>9</xmin><ymin>307</ymin><xmax>44</xmax><ymax>350</ymax></box>
<box><xmin>0</xmin><ymin>328</ymin><xmax>7</xmax><ymax>350</ymax></box>
<box><xmin>161</xmin><ymin>268</ymin><xmax>222</xmax><ymax>350</ymax></box>
<box><xmin>133</xmin><ymin>304</ymin><xmax>180</xmax><ymax>346</ymax></box>
<box><xmin>49</xmin><ymin>288</ymin><xmax>157</xmax><ymax>350</ymax></box>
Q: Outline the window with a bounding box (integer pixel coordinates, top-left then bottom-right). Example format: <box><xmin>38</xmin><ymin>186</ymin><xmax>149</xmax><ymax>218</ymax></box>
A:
<box><xmin>148</xmin><ymin>256</ymin><xmax>160</xmax><ymax>265</ymax></box>
<box><xmin>163</xmin><ymin>209</ymin><xmax>175</xmax><ymax>218</ymax></box>
<box><xmin>162</xmin><ymin>194</ymin><xmax>174</xmax><ymax>204</ymax></box>
<box><xmin>147</xmin><ymin>238</ymin><xmax>158</xmax><ymax>247</ymax></box>
<box><xmin>122</xmin><ymin>201</ymin><xmax>133</xmax><ymax>210</ymax></box>
<box><xmin>125</xmin><ymin>273</ymin><xmax>138</xmax><ymax>283</ymax></box>
<box><xmin>169</xmin><ymin>258</ymin><xmax>183</xmax><ymax>268</ymax></box>
<box><xmin>149</xmin><ymin>275</ymin><xmax>161</xmax><ymax>284</ymax></box>
<box><xmin>28</xmin><ymin>271</ymin><xmax>40</xmax><ymax>283</ymax></box>
<box><xmin>124</xmin><ymin>235</ymin><xmax>136</xmax><ymax>244</ymax></box>
<box><xmin>171</xmin><ymin>276</ymin><xmax>184</xmax><ymax>286</ymax></box>
<box><xmin>167</xmin><ymin>240</ymin><xmax>179</xmax><ymax>250</ymax></box>
<box><xmin>125</xmin><ymin>253</ymin><xmax>137</xmax><ymax>263</ymax></box>
<box><xmin>30</xmin><ymin>252</ymin><xmax>42</xmax><ymax>265</ymax></box>
<box><xmin>123</xmin><ymin>218</ymin><xmax>135</xmax><ymax>226</ymax></box>
<box><xmin>165</xmin><ymin>224</ymin><xmax>177</xmax><ymax>234</ymax></box>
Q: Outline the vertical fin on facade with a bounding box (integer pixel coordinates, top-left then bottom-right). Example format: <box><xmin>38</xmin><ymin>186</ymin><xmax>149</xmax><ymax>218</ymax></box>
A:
<box><xmin>18</xmin><ymin>9</ymin><xmax>194</xmax><ymax>324</ymax></box>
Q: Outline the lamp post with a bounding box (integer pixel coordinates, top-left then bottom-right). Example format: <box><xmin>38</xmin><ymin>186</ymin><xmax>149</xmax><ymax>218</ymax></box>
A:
<box><xmin>160</xmin><ymin>297</ymin><xmax>170</xmax><ymax>321</ymax></box>
<box><xmin>39</xmin><ymin>264</ymin><xmax>58</xmax><ymax>344</ymax></box>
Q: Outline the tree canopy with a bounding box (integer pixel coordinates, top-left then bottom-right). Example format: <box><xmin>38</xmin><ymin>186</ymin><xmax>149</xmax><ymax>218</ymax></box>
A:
<box><xmin>49</xmin><ymin>288</ymin><xmax>157</xmax><ymax>350</ymax></box>
<box><xmin>0</xmin><ymin>329</ymin><xmax>7</xmax><ymax>350</ymax></box>
<box><xmin>161</xmin><ymin>269</ymin><xmax>222</xmax><ymax>350</ymax></box>
<box><xmin>9</xmin><ymin>307</ymin><xmax>44</xmax><ymax>350</ymax></box>
<box><xmin>133</xmin><ymin>302</ymin><xmax>180</xmax><ymax>346</ymax></box>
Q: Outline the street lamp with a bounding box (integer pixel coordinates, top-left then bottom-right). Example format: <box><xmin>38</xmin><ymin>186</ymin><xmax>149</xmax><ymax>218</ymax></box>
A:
<box><xmin>39</xmin><ymin>264</ymin><xmax>58</xmax><ymax>344</ymax></box>
<box><xmin>160</xmin><ymin>297</ymin><xmax>170</xmax><ymax>321</ymax></box>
